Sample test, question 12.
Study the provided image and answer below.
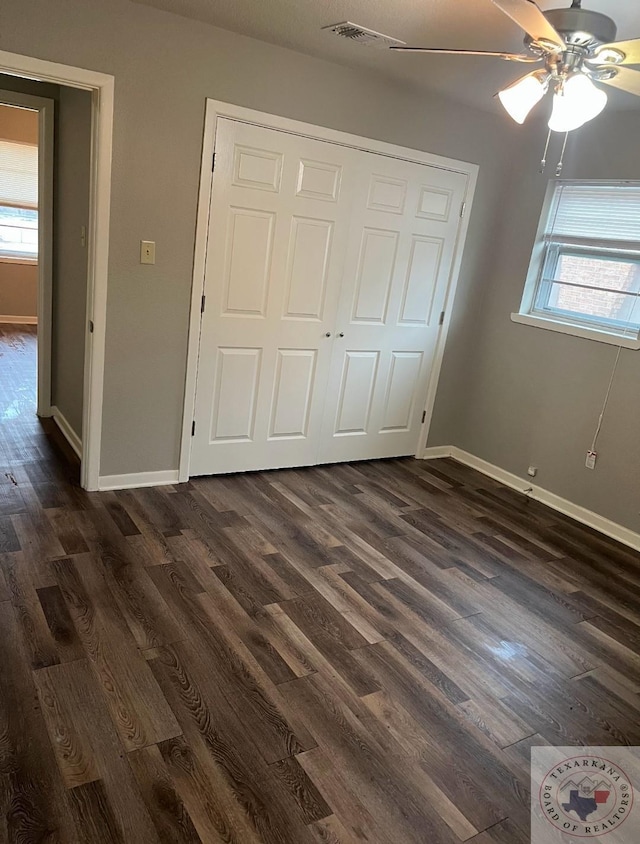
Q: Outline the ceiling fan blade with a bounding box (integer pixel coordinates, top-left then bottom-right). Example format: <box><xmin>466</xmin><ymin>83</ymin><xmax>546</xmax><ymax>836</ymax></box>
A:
<box><xmin>595</xmin><ymin>66</ymin><xmax>640</xmax><ymax>97</ymax></box>
<box><xmin>592</xmin><ymin>38</ymin><xmax>640</xmax><ymax>67</ymax></box>
<box><xmin>390</xmin><ymin>46</ymin><xmax>541</xmax><ymax>62</ymax></box>
<box><xmin>491</xmin><ymin>0</ymin><xmax>565</xmax><ymax>51</ymax></box>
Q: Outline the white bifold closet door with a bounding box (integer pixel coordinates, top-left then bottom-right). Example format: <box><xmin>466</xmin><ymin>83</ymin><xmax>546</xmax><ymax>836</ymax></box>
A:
<box><xmin>190</xmin><ymin>118</ymin><xmax>467</xmax><ymax>476</ymax></box>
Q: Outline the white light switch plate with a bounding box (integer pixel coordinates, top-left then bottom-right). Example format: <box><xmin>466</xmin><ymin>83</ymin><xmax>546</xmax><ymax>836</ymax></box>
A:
<box><xmin>140</xmin><ymin>240</ymin><xmax>155</xmax><ymax>265</ymax></box>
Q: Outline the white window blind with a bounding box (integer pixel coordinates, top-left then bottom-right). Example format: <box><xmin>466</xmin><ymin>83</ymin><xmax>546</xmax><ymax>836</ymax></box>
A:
<box><xmin>0</xmin><ymin>140</ymin><xmax>38</xmax><ymax>209</ymax></box>
<box><xmin>546</xmin><ymin>183</ymin><xmax>640</xmax><ymax>244</ymax></box>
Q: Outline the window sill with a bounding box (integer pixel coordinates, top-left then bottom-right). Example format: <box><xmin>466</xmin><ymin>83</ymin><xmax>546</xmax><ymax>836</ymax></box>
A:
<box><xmin>0</xmin><ymin>256</ymin><xmax>38</xmax><ymax>266</ymax></box>
<box><xmin>510</xmin><ymin>312</ymin><xmax>640</xmax><ymax>350</ymax></box>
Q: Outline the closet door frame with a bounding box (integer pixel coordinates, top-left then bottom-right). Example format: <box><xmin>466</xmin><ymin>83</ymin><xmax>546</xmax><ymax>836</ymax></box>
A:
<box><xmin>179</xmin><ymin>100</ymin><xmax>478</xmax><ymax>482</ymax></box>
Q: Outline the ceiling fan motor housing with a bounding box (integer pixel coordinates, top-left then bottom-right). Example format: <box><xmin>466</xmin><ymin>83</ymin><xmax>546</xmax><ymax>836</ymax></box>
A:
<box><xmin>529</xmin><ymin>7</ymin><xmax>617</xmax><ymax>50</ymax></box>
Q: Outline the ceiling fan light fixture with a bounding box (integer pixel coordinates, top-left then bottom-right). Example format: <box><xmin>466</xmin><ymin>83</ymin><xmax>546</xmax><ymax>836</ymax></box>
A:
<box><xmin>498</xmin><ymin>72</ymin><xmax>549</xmax><ymax>124</ymax></box>
<box><xmin>548</xmin><ymin>73</ymin><xmax>608</xmax><ymax>132</ymax></box>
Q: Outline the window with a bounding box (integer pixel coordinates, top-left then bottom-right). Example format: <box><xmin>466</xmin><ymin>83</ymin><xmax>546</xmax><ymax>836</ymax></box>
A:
<box><xmin>513</xmin><ymin>182</ymin><xmax>640</xmax><ymax>348</ymax></box>
<box><xmin>0</xmin><ymin>139</ymin><xmax>38</xmax><ymax>261</ymax></box>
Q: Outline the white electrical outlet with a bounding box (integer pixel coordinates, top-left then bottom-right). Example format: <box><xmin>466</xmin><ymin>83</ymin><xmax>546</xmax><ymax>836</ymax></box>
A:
<box><xmin>585</xmin><ymin>450</ymin><xmax>597</xmax><ymax>470</ymax></box>
<box><xmin>527</xmin><ymin>466</ymin><xmax>537</xmax><ymax>478</ymax></box>
<box><xmin>140</xmin><ymin>240</ymin><xmax>156</xmax><ymax>265</ymax></box>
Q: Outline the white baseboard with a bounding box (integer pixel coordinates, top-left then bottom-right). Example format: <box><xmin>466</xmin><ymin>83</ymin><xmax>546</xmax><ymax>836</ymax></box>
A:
<box><xmin>51</xmin><ymin>406</ymin><xmax>82</xmax><ymax>459</ymax></box>
<box><xmin>0</xmin><ymin>314</ymin><xmax>37</xmax><ymax>324</ymax></box>
<box><xmin>421</xmin><ymin>446</ymin><xmax>453</xmax><ymax>460</ymax></box>
<box><xmin>97</xmin><ymin>469</ymin><xmax>180</xmax><ymax>491</ymax></box>
<box><xmin>422</xmin><ymin>445</ymin><xmax>640</xmax><ymax>553</ymax></box>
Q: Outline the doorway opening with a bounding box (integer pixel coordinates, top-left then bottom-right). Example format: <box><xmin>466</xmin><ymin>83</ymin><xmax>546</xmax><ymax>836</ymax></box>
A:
<box><xmin>0</xmin><ymin>95</ymin><xmax>50</xmax><ymax>482</ymax></box>
<box><xmin>0</xmin><ymin>50</ymin><xmax>114</xmax><ymax>490</ymax></box>
<box><xmin>0</xmin><ymin>82</ymin><xmax>82</xmax><ymax>485</ymax></box>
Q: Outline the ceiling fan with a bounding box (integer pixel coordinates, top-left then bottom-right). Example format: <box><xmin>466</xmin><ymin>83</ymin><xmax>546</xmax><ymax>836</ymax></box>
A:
<box><xmin>391</xmin><ymin>0</ymin><xmax>640</xmax><ymax>133</ymax></box>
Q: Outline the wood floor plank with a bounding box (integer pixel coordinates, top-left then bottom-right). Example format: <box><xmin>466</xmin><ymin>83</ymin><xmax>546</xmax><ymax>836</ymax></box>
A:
<box><xmin>149</xmin><ymin>643</ymin><xmax>317</xmax><ymax>843</ymax></box>
<box><xmin>37</xmin><ymin>584</ymin><xmax>87</xmax><ymax>662</ymax></box>
<box><xmin>52</xmin><ymin>555</ymin><xmax>182</xmax><ymax>751</ymax></box>
<box><xmin>33</xmin><ymin>658</ymin><xmax>160</xmax><ymax>843</ymax></box>
<box><xmin>2</xmin><ymin>550</ymin><xmax>61</xmax><ymax>669</ymax></box>
<box><xmin>128</xmin><ymin>744</ymin><xmax>202</xmax><ymax>843</ymax></box>
<box><xmin>307</xmin><ymin>813</ymin><xmax>363</xmax><ymax>844</ymax></box>
<box><xmin>45</xmin><ymin>507</ymin><xmax>90</xmax><ymax>556</ymax></box>
<box><xmin>11</xmin><ymin>507</ymin><xmax>65</xmax><ymax>586</ymax></box>
<box><xmin>0</xmin><ymin>600</ymin><xmax>77</xmax><ymax>843</ymax></box>
<box><xmin>286</xmin><ymin>685</ymin><xmax>460</xmax><ymax>844</ymax></box>
<box><xmin>0</xmin><ymin>515</ymin><xmax>20</xmax><ymax>552</ymax></box>
<box><xmin>148</xmin><ymin>562</ymin><xmax>315</xmax><ymax>762</ymax></box>
<box><xmin>269</xmin><ymin>756</ymin><xmax>332</xmax><ymax>825</ymax></box>
<box><xmin>66</xmin><ymin>779</ymin><xmax>124</xmax><ymax>844</ymax></box>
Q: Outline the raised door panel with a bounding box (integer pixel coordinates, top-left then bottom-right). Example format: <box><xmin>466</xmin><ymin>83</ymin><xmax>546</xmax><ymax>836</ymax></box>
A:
<box><xmin>283</xmin><ymin>217</ymin><xmax>333</xmax><ymax>321</ymax></box>
<box><xmin>399</xmin><ymin>237</ymin><xmax>443</xmax><ymax>326</ymax></box>
<box><xmin>222</xmin><ymin>208</ymin><xmax>275</xmax><ymax>317</ymax></box>
<box><xmin>416</xmin><ymin>185</ymin><xmax>454</xmax><ymax>221</ymax></box>
<box><xmin>296</xmin><ymin>159</ymin><xmax>342</xmax><ymax>202</ymax></box>
<box><xmin>379</xmin><ymin>352</ymin><xmax>424</xmax><ymax>432</ymax></box>
<box><xmin>209</xmin><ymin>348</ymin><xmax>261</xmax><ymax>442</ymax></box>
<box><xmin>269</xmin><ymin>350</ymin><xmax>317</xmax><ymax>439</ymax></box>
<box><xmin>232</xmin><ymin>145</ymin><xmax>283</xmax><ymax>192</ymax></box>
<box><xmin>334</xmin><ymin>351</ymin><xmax>379</xmax><ymax>435</ymax></box>
<box><xmin>352</xmin><ymin>228</ymin><xmax>399</xmax><ymax>324</ymax></box>
<box><xmin>367</xmin><ymin>175</ymin><xmax>407</xmax><ymax>215</ymax></box>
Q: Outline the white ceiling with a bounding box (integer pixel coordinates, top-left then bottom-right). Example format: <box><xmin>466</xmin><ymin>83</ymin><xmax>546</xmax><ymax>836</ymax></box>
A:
<box><xmin>132</xmin><ymin>0</ymin><xmax>640</xmax><ymax>111</ymax></box>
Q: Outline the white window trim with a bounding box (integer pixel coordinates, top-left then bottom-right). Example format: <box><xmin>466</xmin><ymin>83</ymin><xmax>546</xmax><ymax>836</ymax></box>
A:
<box><xmin>513</xmin><ymin>179</ymin><xmax>640</xmax><ymax>349</ymax></box>
<box><xmin>511</xmin><ymin>312</ymin><xmax>640</xmax><ymax>349</ymax></box>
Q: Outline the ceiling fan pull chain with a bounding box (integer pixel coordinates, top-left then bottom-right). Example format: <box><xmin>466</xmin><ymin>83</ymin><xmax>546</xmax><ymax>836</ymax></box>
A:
<box><xmin>539</xmin><ymin>129</ymin><xmax>552</xmax><ymax>173</ymax></box>
<box><xmin>555</xmin><ymin>132</ymin><xmax>569</xmax><ymax>176</ymax></box>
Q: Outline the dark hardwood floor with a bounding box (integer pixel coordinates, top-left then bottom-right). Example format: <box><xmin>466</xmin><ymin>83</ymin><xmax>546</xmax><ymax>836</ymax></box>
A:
<box><xmin>1</xmin><ymin>324</ymin><xmax>640</xmax><ymax>842</ymax></box>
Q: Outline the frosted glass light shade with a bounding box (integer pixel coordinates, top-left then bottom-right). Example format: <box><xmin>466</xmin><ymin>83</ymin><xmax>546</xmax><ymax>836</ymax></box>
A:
<box><xmin>498</xmin><ymin>73</ymin><xmax>548</xmax><ymax>124</ymax></box>
<box><xmin>548</xmin><ymin>75</ymin><xmax>608</xmax><ymax>133</ymax></box>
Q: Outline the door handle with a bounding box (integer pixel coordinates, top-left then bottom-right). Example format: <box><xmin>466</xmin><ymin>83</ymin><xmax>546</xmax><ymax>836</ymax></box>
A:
<box><xmin>338</xmin><ymin>332</ymin><xmax>345</xmax><ymax>338</ymax></box>
<box><xmin>325</xmin><ymin>332</ymin><xmax>331</xmax><ymax>337</ymax></box>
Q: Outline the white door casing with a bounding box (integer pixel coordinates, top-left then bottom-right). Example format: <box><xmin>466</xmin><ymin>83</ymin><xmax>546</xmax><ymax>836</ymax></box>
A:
<box><xmin>186</xmin><ymin>105</ymin><xmax>476</xmax><ymax>479</ymax></box>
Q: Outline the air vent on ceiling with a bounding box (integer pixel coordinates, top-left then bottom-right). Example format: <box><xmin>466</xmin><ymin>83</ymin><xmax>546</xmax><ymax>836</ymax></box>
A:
<box><xmin>322</xmin><ymin>22</ymin><xmax>406</xmax><ymax>49</ymax></box>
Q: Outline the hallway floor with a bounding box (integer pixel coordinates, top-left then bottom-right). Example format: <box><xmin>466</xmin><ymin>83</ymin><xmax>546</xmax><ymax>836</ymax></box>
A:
<box><xmin>0</xmin><ymin>324</ymin><xmax>39</xmax><ymax>461</ymax></box>
<box><xmin>1</xmin><ymin>326</ymin><xmax>640</xmax><ymax>842</ymax></box>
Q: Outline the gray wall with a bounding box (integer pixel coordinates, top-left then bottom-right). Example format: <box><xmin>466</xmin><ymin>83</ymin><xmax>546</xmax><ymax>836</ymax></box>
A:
<box><xmin>51</xmin><ymin>85</ymin><xmax>91</xmax><ymax>438</ymax></box>
<box><xmin>0</xmin><ymin>263</ymin><xmax>37</xmax><ymax>317</ymax></box>
<box><xmin>0</xmin><ymin>0</ymin><xmax>514</xmax><ymax>477</ymax></box>
<box><xmin>429</xmin><ymin>113</ymin><xmax>640</xmax><ymax>534</ymax></box>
